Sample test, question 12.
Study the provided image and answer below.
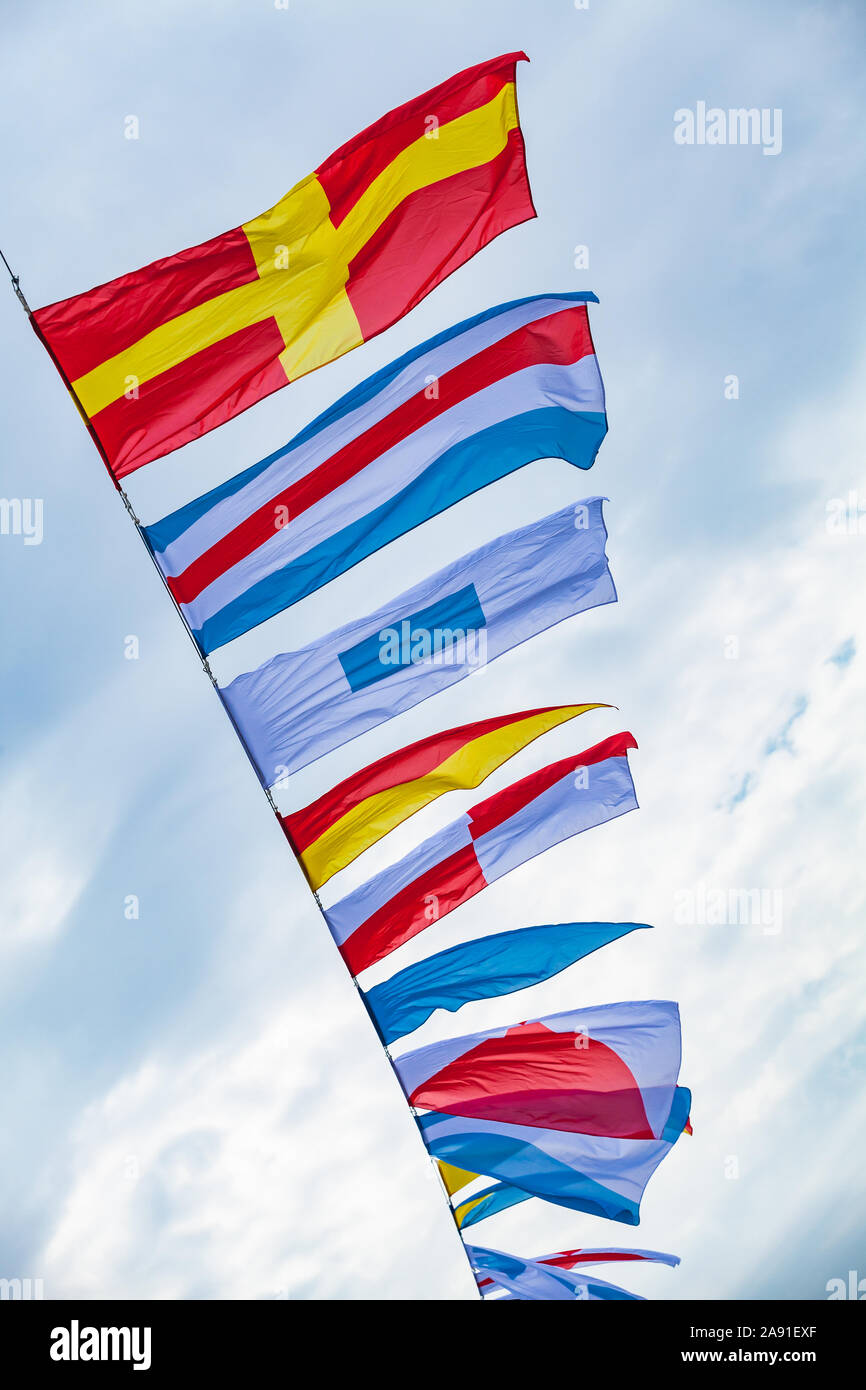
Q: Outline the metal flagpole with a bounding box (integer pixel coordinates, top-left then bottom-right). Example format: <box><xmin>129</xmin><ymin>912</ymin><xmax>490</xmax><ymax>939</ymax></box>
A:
<box><xmin>2</xmin><ymin>247</ymin><xmax>481</xmax><ymax>1298</ymax></box>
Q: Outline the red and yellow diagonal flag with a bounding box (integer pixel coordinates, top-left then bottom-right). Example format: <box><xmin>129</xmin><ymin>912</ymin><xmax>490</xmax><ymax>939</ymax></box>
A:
<box><xmin>282</xmin><ymin>703</ymin><xmax>607</xmax><ymax>891</ymax></box>
<box><xmin>32</xmin><ymin>52</ymin><xmax>534</xmax><ymax>479</ymax></box>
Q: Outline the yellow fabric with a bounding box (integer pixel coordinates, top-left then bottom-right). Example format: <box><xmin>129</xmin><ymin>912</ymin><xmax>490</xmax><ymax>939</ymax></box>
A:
<box><xmin>437</xmin><ymin>1160</ymin><xmax>478</xmax><ymax>1198</ymax></box>
<box><xmin>454</xmin><ymin>1192</ymin><xmax>488</xmax><ymax>1229</ymax></box>
<box><xmin>303</xmin><ymin>703</ymin><xmax>606</xmax><ymax>890</ymax></box>
<box><xmin>72</xmin><ymin>83</ymin><xmax>519</xmax><ymax>414</ymax></box>
<box><xmin>336</xmin><ymin>80</ymin><xmax>518</xmax><ymax>262</ymax></box>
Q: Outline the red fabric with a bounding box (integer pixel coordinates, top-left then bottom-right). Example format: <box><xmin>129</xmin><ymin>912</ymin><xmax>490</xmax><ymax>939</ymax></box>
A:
<box><xmin>317</xmin><ymin>51</ymin><xmax>528</xmax><ymax>228</ymax></box>
<box><xmin>89</xmin><ymin>317</ymin><xmax>287</xmax><ymax>478</ymax></box>
<box><xmin>542</xmin><ymin>1251</ymin><xmax>649</xmax><ymax>1269</ymax></box>
<box><xmin>340</xmin><ymin>842</ymin><xmax>486</xmax><ymax>975</ymax></box>
<box><xmin>167</xmin><ymin>304</ymin><xmax>592</xmax><ymax>602</ymax></box>
<box><xmin>409</xmin><ymin>1021</ymin><xmax>654</xmax><ymax>1139</ymax></box>
<box><xmin>33</xmin><ymin>54</ymin><xmax>533</xmax><ymax>477</ymax></box>
<box><xmin>479</xmin><ymin>1250</ymin><xmax>651</xmax><ymax>1288</ymax></box>
<box><xmin>284</xmin><ymin>707</ymin><xmax>568</xmax><ymax>854</ymax></box>
<box><xmin>32</xmin><ymin>227</ymin><xmax>257</xmax><ymax>382</ymax></box>
<box><xmin>345</xmin><ymin>127</ymin><xmax>535</xmax><ymax>341</ymax></box>
<box><xmin>468</xmin><ymin>733</ymin><xmax>638</xmax><ymax>839</ymax></box>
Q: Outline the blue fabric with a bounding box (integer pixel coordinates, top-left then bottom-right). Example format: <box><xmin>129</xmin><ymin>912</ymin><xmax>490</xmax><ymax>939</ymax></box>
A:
<box><xmin>662</xmin><ymin>1085</ymin><xmax>692</xmax><ymax>1142</ymax></box>
<box><xmin>582</xmin><ymin>1280</ymin><xmax>644</xmax><ymax>1301</ymax></box>
<box><xmin>468</xmin><ymin>1246</ymin><xmax>581</xmax><ymax>1300</ymax></box>
<box><xmin>467</xmin><ymin>1245</ymin><xmax>645</xmax><ymax>1301</ymax></box>
<box><xmin>220</xmin><ymin>498</ymin><xmax>616</xmax><ymax>783</ymax></box>
<box><xmin>189</xmin><ymin>407</ymin><xmax>606</xmax><ymax>652</ymax></box>
<box><xmin>145</xmin><ymin>292</ymin><xmax>600</xmax><ymax>554</ymax></box>
<box><xmin>417</xmin><ymin>1115</ymin><xmax>642</xmax><ymax>1224</ymax></box>
<box><xmin>457</xmin><ymin>1181</ymin><xmax>531</xmax><ymax>1228</ymax></box>
<box><xmin>417</xmin><ymin>1090</ymin><xmax>692</xmax><ymax>1225</ymax></box>
<box><xmin>337</xmin><ymin>582</ymin><xmax>486</xmax><ymax>693</ymax></box>
<box><xmin>365</xmin><ymin>921</ymin><xmax>649</xmax><ymax>1044</ymax></box>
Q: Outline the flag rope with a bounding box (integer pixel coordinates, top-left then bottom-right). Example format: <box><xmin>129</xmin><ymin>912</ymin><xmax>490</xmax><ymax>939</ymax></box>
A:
<box><xmin>2</xmin><ymin>248</ymin><xmax>479</xmax><ymax>1298</ymax></box>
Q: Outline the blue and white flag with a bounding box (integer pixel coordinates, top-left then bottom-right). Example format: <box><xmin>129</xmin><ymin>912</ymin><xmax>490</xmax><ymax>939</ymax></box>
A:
<box><xmin>143</xmin><ymin>292</ymin><xmax>606</xmax><ymax>654</ymax></box>
<box><xmin>417</xmin><ymin>1086</ymin><xmax>693</xmax><ymax>1225</ymax></box>
<box><xmin>468</xmin><ymin>1246</ymin><xmax>651</xmax><ymax>1301</ymax></box>
<box><xmin>468</xmin><ymin>1246</ymin><xmax>649</xmax><ymax>1302</ymax></box>
<box><xmin>220</xmin><ymin>497</ymin><xmax>616</xmax><ymax>784</ymax></box>
<box><xmin>454</xmin><ymin>1181</ymin><xmax>532</xmax><ymax>1229</ymax></box>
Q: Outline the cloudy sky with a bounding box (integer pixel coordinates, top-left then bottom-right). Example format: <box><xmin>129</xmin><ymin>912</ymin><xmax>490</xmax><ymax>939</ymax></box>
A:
<box><xmin>1</xmin><ymin>0</ymin><xmax>865</xmax><ymax>1300</ymax></box>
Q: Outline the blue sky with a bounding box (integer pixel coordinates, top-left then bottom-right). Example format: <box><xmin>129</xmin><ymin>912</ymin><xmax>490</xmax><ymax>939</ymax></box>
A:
<box><xmin>1</xmin><ymin>0</ymin><xmax>865</xmax><ymax>1300</ymax></box>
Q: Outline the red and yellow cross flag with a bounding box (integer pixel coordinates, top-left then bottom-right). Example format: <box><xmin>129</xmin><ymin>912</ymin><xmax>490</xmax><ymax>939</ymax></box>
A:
<box><xmin>32</xmin><ymin>52</ymin><xmax>534</xmax><ymax>479</ymax></box>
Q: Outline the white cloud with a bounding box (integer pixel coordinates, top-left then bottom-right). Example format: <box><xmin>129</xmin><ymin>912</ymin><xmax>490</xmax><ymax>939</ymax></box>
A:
<box><xmin>4</xmin><ymin>0</ymin><xmax>866</xmax><ymax>1302</ymax></box>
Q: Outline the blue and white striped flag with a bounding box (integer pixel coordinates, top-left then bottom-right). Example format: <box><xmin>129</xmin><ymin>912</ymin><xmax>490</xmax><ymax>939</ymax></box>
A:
<box><xmin>144</xmin><ymin>292</ymin><xmax>606</xmax><ymax>654</ymax></box>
